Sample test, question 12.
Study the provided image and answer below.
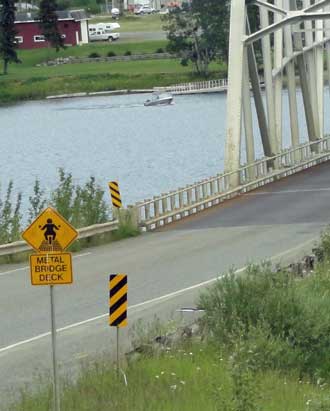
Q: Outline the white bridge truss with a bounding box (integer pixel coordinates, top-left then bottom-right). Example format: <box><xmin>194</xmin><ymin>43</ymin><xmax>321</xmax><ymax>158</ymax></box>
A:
<box><xmin>225</xmin><ymin>0</ymin><xmax>330</xmax><ymax>184</ymax></box>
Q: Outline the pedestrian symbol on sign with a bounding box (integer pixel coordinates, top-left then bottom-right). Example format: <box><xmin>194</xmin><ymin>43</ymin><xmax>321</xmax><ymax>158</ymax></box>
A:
<box><xmin>39</xmin><ymin>219</ymin><xmax>61</xmax><ymax>245</ymax></box>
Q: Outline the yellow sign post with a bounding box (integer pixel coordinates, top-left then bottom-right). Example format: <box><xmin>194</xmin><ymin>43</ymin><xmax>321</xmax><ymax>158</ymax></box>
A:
<box><xmin>22</xmin><ymin>207</ymin><xmax>78</xmax><ymax>253</ymax></box>
<box><xmin>30</xmin><ymin>253</ymin><xmax>73</xmax><ymax>286</ymax></box>
<box><xmin>109</xmin><ymin>274</ymin><xmax>127</xmax><ymax>376</ymax></box>
<box><xmin>108</xmin><ymin>181</ymin><xmax>122</xmax><ymax>208</ymax></box>
<box><xmin>22</xmin><ymin>207</ymin><xmax>78</xmax><ymax>411</ymax></box>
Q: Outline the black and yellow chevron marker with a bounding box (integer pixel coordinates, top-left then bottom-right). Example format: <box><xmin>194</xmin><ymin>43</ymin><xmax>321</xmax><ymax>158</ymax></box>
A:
<box><xmin>108</xmin><ymin>181</ymin><xmax>122</xmax><ymax>208</ymax></box>
<box><xmin>109</xmin><ymin>274</ymin><xmax>127</xmax><ymax>327</ymax></box>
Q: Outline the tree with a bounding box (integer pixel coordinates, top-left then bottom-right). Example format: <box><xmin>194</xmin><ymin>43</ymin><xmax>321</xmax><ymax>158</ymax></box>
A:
<box><xmin>192</xmin><ymin>0</ymin><xmax>230</xmax><ymax>63</ymax></box>
<box><xmin>162</xmin><ymin>5</ymin><xmax>216</xmax><ymax>76</ymax></box>
<box><xmin>0</xmin><ymin>0</ymin><xmax>20</xmax><ymax>75</ymax></box>
<box><xmin>38</xmin><ymin>0</ymin><xmax>65</xmax><ymax>51</ymax></box>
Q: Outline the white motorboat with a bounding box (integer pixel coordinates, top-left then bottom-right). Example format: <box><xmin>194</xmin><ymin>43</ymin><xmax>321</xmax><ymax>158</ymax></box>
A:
<box><xmin>144</xmin><ymin>93</ymin><xmax>173</xmax><ymax>107</ymax></box>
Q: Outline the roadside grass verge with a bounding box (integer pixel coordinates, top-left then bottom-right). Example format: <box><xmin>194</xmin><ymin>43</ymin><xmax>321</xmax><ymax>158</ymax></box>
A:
<box><xmin>6</xmin><ymin>232</ymin><xmax>330</xmax><ymax>410</ymax></box>
<box><xmin>89</xmin><ymin>14</ymin><xmax>163</xmax><ymax>32</ymax></box>
<box><xmin>5</xmin><ymin>342</ymin><xmax>329</xmax><ymax>411</ymax></box>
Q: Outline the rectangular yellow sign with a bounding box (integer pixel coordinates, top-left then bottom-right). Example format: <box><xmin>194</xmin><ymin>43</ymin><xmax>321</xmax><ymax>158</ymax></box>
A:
<box><xmin>30</xmin><ymin>253</ymin><xmax>73</xmax><ymax>286</ymax></box>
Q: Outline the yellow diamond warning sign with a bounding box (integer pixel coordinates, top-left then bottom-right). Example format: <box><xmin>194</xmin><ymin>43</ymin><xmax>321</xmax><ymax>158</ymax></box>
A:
<box><xmin>22</xmin><ymin>207</ymin><xmax>78</xmax><ymax>253</ymax></box>
<box><xmin>30</xmin><ymin>253</ymin><xmax>73</xmax><ymax>285</ymax></box>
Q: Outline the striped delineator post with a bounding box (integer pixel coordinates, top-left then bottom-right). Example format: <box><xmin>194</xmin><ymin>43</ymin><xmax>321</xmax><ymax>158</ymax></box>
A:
<box><xmin>108</xmin><ymin>181</ymin><xmax>122</xmax><ymax>208</ymax></box>
<box><xmin>109</xmin><ymin>274</ymin><xmax>128</xmax><ymax>375</ymax></box>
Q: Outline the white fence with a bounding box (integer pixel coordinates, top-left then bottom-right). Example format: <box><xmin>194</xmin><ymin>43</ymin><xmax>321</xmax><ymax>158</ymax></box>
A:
<box><xmin>1</xmin><ymin>136</ymin><xmax>330</xmax><ymax>257</ymax></box>
<box><xmin>155</xmin><ymin>78</ymin><xmax>228</xmax><ymax>94</ymax></box>
<box><xmin>134</xmin><ymin>137</ymin><xmax>330</xmax><ymax>230</ymax></box>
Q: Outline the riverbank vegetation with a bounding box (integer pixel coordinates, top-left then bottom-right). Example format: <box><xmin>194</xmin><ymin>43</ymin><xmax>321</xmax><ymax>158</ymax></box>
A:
<box><xmin>0</xmin><ymin>39</ymin><xmax>224</xmax><ymax>104</ymax></box>
<box><xmin>6</xmin><ymin>231</ymin><xmax>330</xmax><ymax>410</ymax></box>
<box><xmin>0</xmin><ymin>169</ymin><xmax>140</xmax><ymax>262</ymax></box>
<box><xmin>0</xmin><ymin>169</ymin><xmax>108</xmax><ymax>243</ymax></box>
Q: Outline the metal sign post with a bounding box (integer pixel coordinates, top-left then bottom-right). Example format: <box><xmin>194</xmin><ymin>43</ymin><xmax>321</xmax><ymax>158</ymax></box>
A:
<box><xmin>116</xmin><ymin>326</ymin><xmax>120</xmax><ymax>377</ymax></box>
<box><xmin>22</xmin><ymin>207</ymin><xmax>78</xmax><ymax>411</ymax></box>
<box><xmin>50</xmin><ymin>284</ymin><xmax>60</xmax><ymax>411</ymax></box>
<box><xmin>109</xmin><ymin>274</ymin><xmax>127</xmax><ymax>377</ymax></box>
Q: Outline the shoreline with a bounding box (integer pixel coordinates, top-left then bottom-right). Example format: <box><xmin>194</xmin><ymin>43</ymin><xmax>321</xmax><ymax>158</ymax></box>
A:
<box><xmin>46</xmin><ymin>88</ymin><xmax>153</xmax><ymax>99</ymax></box>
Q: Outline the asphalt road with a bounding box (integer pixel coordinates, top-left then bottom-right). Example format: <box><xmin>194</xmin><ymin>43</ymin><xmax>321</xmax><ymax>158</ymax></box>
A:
<box><xmin>120</xmin><ymin>31</ymin><xmax>166</xmax><ymax>41</ymax></box>
<box><xmin>1</xmin><ymin>161</ymin><xmax>330</xmax><ymax>403</ymax></box>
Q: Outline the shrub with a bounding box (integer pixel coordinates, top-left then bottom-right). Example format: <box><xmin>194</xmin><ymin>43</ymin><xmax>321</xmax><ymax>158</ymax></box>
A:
<box><xmin>51</xmin><ymin>169</ymin><xmax>109</xmax><ymax>228</ymax></box>
<box><xmin>107</xmin><ymin>51</ymin><xmax>116</xmax><ymax>57</ymax></box>
<box><xmin>88</xmin><ymin>52</ymin><xmax>101</xmax><ymax>58</ymax></box>
<box><xmin>199</xmin><ymin>262</ymin><xmax>330</xmax><ymax>378</ymax></box>
<box><xmin>28</xmin><ymin>179</ymin><xmax>47</xmax><ymax>223</ymax></box>
<box><xmin>155</xmin><ymin>47</ymin><xmax>164</xmax><ymax>53</ymax></box>
<box><xmin>0</xmin><ymin>181</ymin><xmax>22</xmax><ymax>244</ymax></box>
<box><xmin>51</xmin><ymin>168</ymin><xmax>76</xmax><ymax>222</ymax></box>
<box><xmin>78</xmin><ymin>176</ymin><xmax>108</xmax><ymax>227</ymax></box>
<box><xmin>124</xmin><ymin>50</ymin><xmax>132</xmax><ymax>56</ymax></box>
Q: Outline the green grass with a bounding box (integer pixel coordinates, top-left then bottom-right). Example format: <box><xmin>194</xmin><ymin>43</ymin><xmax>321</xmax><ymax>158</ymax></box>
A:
<box><xmin>0</xmin><ymin>40</ymin><xmax>225</xmax><ymax>103</ymax></box>
<box><xmin>5</xmin><ymin>342</ymin><xmax>329</xmax><ymax>411</ymax></box>
<box><xmin>6</xmin><ymin>235</ymin><xmax>330</xmax><ymax>410</ymax></box>
<box><xmin>2</xmin><ymin>40</ymin><xmax>169</xmax><ymax>72</ymax></box>
<box><xmin>90</xmin><ymin>14</ymin><xmax>163</xmax><ymax>33</ymax></box>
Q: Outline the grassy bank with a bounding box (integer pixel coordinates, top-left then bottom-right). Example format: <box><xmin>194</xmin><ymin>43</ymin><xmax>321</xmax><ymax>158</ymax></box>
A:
<box><xmin>0</xmin><ymin>40</ymin><xmax>225</xmax><ymax>104</ymax></box>
<box><xmin>6</xmin><ymin>231</ymin><xmax>330</xmax><ymax>410</ymax></box>
<box><xmin>89</xmin><ymin>14</ymin><xmax>163</xmax><ymax>32</ymax></box>
<box><xmin>6</xmin><ymin>342</ymin><xmax>329</xmax><ymax>411</ymax></box>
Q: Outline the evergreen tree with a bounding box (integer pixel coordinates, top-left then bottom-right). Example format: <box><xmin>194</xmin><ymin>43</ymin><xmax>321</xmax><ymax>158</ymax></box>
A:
<box><xmin>0</xmin><ymin>0</ymin><xmax>20</xmax><ymax>75</ymax></box>
<box><xmin>38</xmin><ymin>0</ymin><xmax>65</xmax><ymax>51</ymax></box>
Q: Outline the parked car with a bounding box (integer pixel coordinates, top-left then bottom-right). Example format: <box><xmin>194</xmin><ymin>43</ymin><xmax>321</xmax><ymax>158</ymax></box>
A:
<box><xmin>134</xmin><ymin>6</ymin><xmax>156</xmax><ymax>14</ymax></box>
<box><xmin>111</xmin><ymin>7</ymin><xmax>120</xmax><ymax>19</ymax></box>
<box><xmin>89</xmin><ymin>30</ymin><xmax>120</xmax><ymax>42</ymax></box>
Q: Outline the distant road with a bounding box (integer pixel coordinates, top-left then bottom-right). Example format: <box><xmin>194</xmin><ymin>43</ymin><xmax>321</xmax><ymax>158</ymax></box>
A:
<box><xmin>120</xmin><ymin>31</ymin><xmax>166</xmax><ymax>42</ymax></box>
<box><xmin>1</xmin><ymin>161</ymin><xmax>330</xmax><ymax>404</ymax></box>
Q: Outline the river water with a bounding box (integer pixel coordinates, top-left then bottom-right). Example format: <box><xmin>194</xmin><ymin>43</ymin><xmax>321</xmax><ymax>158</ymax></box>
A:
<box><xmin>2</xmin><ymin>90</ymin><xmax>330</xmax><ymax>215</ymax></box>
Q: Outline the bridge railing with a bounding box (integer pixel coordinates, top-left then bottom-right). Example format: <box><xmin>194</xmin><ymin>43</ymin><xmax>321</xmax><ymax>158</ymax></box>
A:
<box><xmin>135</xmin><ymin>136</ymin><xmax>330</xmax><ymax>230</ymax></box>
<box><xmin>1</xmin><ymin>136</ymin><xmax>330</xmax><ymax>257</ymax></box>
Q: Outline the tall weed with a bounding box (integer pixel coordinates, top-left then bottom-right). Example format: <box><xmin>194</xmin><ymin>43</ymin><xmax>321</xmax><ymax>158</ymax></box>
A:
<box><xmin>0</xmin><ymin>181</ymin><xmax>22</xmax><ymax>243</ymax></box>
<box><xmin>199</xmin><ymin>262</ymin><xmax>330</xmax><ymax>379</ymax></box>
<box><xmin>28</xmin><ymin>179</ymin><xmax>47</xmax><ymax>222</ymax></box>
<box><xmin>50</xmin><ymin>169</ymin><xmax>109</xmax><ymax>228</ymax></box>
<box><xmin>51</xmin><ymin>168</ymin><xmax>76</xmax><ymax>222</ymax></box>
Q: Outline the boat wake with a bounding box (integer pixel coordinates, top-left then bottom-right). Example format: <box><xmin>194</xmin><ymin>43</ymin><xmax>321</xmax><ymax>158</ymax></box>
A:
<box><xmin>56</xmin><ymin>103</ymin><xmax>145</xmax><ymax>111</ymax></box>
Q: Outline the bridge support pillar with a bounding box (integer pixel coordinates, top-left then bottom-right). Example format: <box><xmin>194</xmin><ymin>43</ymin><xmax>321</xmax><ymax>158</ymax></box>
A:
<box><xmin>283</xmin><ymin>0</ymin><xmax>299</xmax><ymax>157</ymax></box>
<box><xmin>224</xmin><ymin>0</ymin><xmax>246</xmax><ymax>187</ymax></box>
<box><xmin>274</xmin><ymin>0</ymin><xmax>284</xmax><ymax>152</ymax></box>
<box><xmin>242</xmin><ymin>47</ymin><xmax>255</xmax><ymax>180</ymax></box>
<box><xmin>290</xmin><ymin>0</ymin><xmax>318</xmax><ymax>148</ymax></box>
<box><xmin>246</xmin><ymin>28</ymin><xmax>272</xmax><ymax>159</ymax></box>
<box><xmin>260</xmin><ymin>6</ymin><xmax>278</xmax><ymax>155</ymax></box>
<box><xmin>326</xmin><ymin>7</ymin><xmax>330</xmax><ymax>96</ymax></box>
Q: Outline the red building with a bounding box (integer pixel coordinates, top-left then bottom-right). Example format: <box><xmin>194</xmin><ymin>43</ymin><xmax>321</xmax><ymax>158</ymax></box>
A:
<box><xmin>15</xmin><ymin>10</ymin><xmax>89</xmax><ymax>49</ymax></box>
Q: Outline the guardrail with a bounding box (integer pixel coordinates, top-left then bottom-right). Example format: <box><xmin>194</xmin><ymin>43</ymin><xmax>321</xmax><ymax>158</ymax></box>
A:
<box><xmin>0</xmin><ymin>220</ymin><xmax>119</xmax><ymax>257</ymax></box>
<box><xmin>2</xmin><ymin>136</ymin><xmax>330</xmax><ymax>257</ymax></box>
<box><xmin>155</xmin><ymin>78</ymin><xmax>229</xmax><ymax>94</ymax></box>
<box><xmin>134</xmin><ymin>136</ymin><xmax>330</xmax><ymax>230</ymax></box>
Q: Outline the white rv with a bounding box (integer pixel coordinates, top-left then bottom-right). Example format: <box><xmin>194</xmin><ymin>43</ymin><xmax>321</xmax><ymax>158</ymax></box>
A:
<box><xmin>88</xmin><ymin>22</ymin><xmax>120</xmax><ymax>41</ymax></box>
